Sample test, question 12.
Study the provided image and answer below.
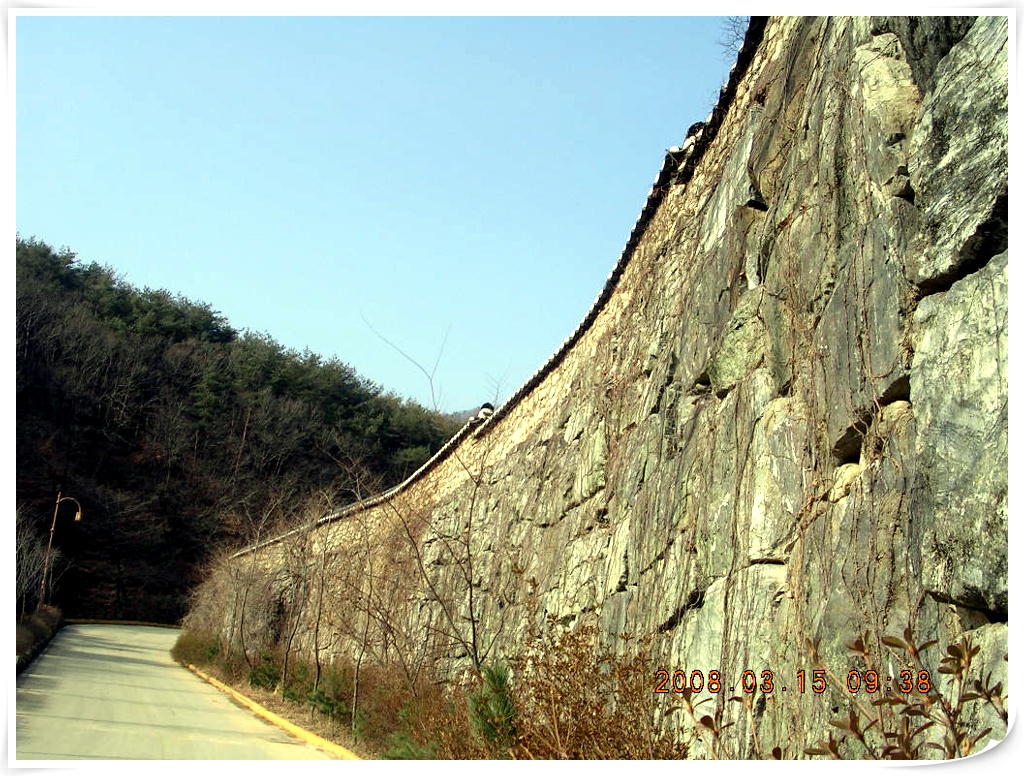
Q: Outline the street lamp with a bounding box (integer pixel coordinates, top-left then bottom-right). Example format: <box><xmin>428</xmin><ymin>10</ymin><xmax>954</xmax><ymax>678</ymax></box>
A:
<box><xmin>37</xmin><ymin>491</ymin><xmax>83</xmax><ymax>609</ymax></box>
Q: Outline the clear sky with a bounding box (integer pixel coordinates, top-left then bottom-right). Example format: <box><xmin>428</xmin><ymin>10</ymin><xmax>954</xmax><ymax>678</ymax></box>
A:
<box><xmin>14</xmin><ymin>9</ymin><xmax>743</xmax><ymax>414</ymax></box>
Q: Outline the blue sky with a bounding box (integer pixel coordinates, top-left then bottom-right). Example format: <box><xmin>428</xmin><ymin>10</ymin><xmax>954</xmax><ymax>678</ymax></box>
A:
<box><xmin>14</xmin><ymin>11</ymin><xmax>743</xmax><ymax>413</ymax></box>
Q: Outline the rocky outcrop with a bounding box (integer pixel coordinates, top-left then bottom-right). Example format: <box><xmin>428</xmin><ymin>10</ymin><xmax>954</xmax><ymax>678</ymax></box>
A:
<box><xmin>194</xmin><ymin>16</ymin><xmax>1008</xmax><ymax>758</ymax></box>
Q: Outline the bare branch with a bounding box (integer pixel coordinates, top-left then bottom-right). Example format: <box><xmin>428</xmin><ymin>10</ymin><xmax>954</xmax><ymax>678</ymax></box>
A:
<box><xmin>360</xmin><ymin>311</ymin><xmax>449</xmax><ymax>412</ymax></box>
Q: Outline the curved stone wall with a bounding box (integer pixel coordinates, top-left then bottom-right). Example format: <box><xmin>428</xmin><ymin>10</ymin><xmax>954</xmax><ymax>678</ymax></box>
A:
<box><xmin>204</xmin><ymin>16</ymin><xmax>1008</xmax><ymax>757</ymax></box>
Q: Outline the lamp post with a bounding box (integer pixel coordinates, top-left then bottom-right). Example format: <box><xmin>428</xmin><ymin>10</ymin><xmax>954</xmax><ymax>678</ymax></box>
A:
<box><xmin>37</xmin><ymin>491</ymin><xmax>83</xmax><ymax>609</ymax></box>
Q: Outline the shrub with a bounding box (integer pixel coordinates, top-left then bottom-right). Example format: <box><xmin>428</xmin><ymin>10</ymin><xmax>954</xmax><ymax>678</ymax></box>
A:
<box><xmin>170</xmin><ymin>630</ymin><xmax>221</xmax><ymax>667</ymax></box>
<box><xmin>248</xmin><ymin>651</ymin><xmax>281</xmax><ymax>690</ymax></box>
<box><xmin>804</xmin><ymin>628</ymin><xmax>1008</xmax><ymax>760</ymax></box>
<box><xmin>469</xmin><ymin>663</ymin><xmax>517</xmax><ymax>755</ymax></box>
<box><xmin>383</xmin><ymin>720</ymin><xmax>439</xmax><ymax>760</ymax></box>
<box><xmin>383</xmin><ymin>733</ymin><xmax>437</xmax><ymax>759</ymax></box>
<box><xmin>16</xmin><ymin>605</ymin><xmax>64</xmax><ymax>673</ymax></box>
<box><xmin>508</xmin><ymin>618</ymin><xmax>688</xmax><ymax>759</ymax></box>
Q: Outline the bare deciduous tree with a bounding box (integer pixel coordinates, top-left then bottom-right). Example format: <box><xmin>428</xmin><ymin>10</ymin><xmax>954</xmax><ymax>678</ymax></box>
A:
<box><xmin>16</xmin><ymin>508</ymin><xmax>47</xmax><ymax>615</ymax></box>
<box><xmin>717</xmin><ymin>16</ymin><xmax>750</xmax><ymax>59</ymax></box>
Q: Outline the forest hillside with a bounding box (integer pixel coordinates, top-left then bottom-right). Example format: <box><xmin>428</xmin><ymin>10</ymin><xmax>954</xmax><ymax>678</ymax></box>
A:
<box><xmin>15</xmin><ymin>236</ymin><xmax>462</xmax><ymax>621</ymax></box>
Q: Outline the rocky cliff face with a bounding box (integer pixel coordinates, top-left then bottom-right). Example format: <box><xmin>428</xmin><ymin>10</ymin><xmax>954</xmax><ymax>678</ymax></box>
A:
<box><xmin>192</xmin><ymin>16</ymin><xmax>1008</xmax><ymax>757</ymax></box>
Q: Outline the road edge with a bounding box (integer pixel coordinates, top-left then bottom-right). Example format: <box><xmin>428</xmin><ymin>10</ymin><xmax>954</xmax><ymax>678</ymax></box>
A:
<box><xmin>184</xmin><ymin>663</ymin><xmax>362</xmax><ymax>760</ymax></box>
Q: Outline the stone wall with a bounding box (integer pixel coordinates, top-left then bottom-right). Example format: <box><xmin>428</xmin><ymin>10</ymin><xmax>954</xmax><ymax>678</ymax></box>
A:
<box><xmin>194</xmin><ymin>16</ymin><xmax>1008</xmax><ymax>757</ymax></box>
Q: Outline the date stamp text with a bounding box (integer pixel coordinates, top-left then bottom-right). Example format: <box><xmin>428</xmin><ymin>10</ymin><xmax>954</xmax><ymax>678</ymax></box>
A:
<box><xmin>653</xmin><ymin>668</ymin><xmax>931</xmax><ymax>695</ymax></box>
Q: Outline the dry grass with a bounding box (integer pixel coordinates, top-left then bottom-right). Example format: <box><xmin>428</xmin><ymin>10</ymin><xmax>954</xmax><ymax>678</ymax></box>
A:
<box><xmin>170</xmin><ymin>621</ymin><xmax>688</xmax><ymax>760</ymax></box>
<box><xmin>225</xmin><ymin>680</ymin><xmax>379</xmax><ymax>759</ymax></box>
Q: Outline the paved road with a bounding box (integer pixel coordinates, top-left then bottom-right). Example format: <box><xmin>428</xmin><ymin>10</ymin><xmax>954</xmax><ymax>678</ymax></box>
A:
<box><xmin>14</xmin><ymin>623</ymin><xmax>334</xmax><ymax>760</ymax></box>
